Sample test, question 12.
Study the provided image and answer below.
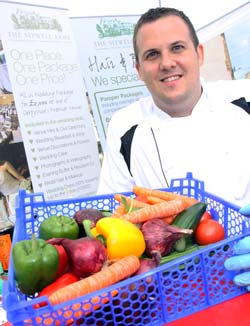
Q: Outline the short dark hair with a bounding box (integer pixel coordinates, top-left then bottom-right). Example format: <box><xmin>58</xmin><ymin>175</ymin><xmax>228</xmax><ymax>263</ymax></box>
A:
<box><xmin>133</xmin><ymin>7</ymin><xmax>200</xmax><ymax>63</ymax></box>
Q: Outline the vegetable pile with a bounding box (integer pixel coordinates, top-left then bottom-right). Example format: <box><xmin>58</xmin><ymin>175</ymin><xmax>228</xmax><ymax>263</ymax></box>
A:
<box><xmin>11</xmin><ymin>185</ymin><xmax>226</xmax><ymax>319</ymax></box>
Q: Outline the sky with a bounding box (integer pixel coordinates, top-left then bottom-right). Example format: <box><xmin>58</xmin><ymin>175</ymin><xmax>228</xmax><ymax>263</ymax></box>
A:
<box><xmin>224</xmin><ymin>17</ymin><xmax>250</xmax><ymax>79</ymax></box>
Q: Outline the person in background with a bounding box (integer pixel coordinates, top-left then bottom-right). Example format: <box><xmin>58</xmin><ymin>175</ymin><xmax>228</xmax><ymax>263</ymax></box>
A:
<box><xmin>0</xmin><ymin>160</ymin><xmax>31</xmax><ymax>218</ymax></box>
<box><xmin>0</xmin><ymin>40</ymin><xmax>12</xmax><ymax>94</ymax></box>
<box><xmin>97</xmin><ymin>7</ymin><xmax>250</xmax><ymax>207</ymax></box>
<box><xmin>0</xmin><ymin>160</ymin><xmax>26</xmax><ymax>195</ymax></box>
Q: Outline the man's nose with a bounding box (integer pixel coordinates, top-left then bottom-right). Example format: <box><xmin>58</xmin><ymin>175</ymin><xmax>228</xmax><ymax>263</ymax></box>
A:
<box><xmin>159</xmin><ymin>52</ymin><xmax>176</xmax><ymax>70</ymax></box>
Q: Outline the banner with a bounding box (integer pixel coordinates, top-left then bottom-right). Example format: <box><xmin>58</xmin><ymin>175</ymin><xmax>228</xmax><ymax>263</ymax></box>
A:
<box><xmin>0</xmin><ymin>2</ymin><xmax>101</xmax><ymax>201</ymax></box>
<box><xmin>71</xmin><ymin>15</ymin><xmax>150</xmax><ymax>148</ymax></box>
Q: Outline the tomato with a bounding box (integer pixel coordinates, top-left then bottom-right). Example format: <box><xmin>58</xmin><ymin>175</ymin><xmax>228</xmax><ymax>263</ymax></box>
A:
<box><xmin>200</xmin><ymin>211</ymin><xmax>213</xmax><ymax>222</ymax></box>
<box><xmin>195</xmin><ymin>219</ymin><xmax>225</xmax><ymax>245</ymax></box>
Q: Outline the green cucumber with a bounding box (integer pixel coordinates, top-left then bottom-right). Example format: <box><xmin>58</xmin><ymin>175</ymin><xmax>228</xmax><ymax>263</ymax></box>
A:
<box><xmin>172</xmin><ymin>201</ymin><xmax>207</xmax><ymax>252</ymax></box>
<box><xmin>172</xmin><ymin>201</ymin><xmax>207</xmax><ymax>229</ymax></box>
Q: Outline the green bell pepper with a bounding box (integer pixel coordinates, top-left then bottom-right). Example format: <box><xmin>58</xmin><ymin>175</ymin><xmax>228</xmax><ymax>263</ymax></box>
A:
<box><xmin>12</xmin><ymin>235</ymin><xmax>59</xmax><ymax>295</ymax></box>
<box><xmin>39</xmin><ymin>215</ymin><xmax>79</xmax><ymax>240</ymax></box>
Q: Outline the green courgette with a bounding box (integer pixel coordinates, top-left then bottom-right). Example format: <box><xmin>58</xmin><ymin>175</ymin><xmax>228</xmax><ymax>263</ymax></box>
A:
<box><xmin>160</xmin><ymin>244</ymin><xmax>201</xmax><ymax>265</ymax></box>
<box><xmin>174</xmin><ymin>236</ymin><xmax>187</xmax><ymax>252</ymax></box>
<box><xmin>172</xmin><ymin>201</ymin><xmax>207</xmax><ymax>252</ymax></box>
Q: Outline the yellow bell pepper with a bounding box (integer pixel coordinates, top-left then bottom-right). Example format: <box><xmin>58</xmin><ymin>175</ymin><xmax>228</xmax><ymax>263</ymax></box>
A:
<box><xmin>94</xmin><ymin>217</ymin><xmax>146</xmax><ymax>259</ymax></box>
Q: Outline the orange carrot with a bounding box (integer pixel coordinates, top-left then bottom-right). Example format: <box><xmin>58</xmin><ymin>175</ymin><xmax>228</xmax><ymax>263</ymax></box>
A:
<box><xmin>27</xmin><ymin>291</ymin><xmax>118</xmax><ymax>325</ymax></box>
<box><xmin>25</xmin><ymin>313</ymin><xmax>54</xmax><ymax>326</ymax></box>
<box><xmin>56</xmin><ymin>290</ymin><xmax>118</xmax><ymax>324</ymax></box>
<box><xmin>114</xmin><ymin>194</ymin><xmax>150</xmax><ymax>208</ymax></box>
<box><xmin>48</xmin><ymin>255</ymin><xmax>140</xmax><ymax>306</ymax></box>
<box><xmin>120</xmin><ymin>199</ymin><xmax>187</xmax><ymax>224</ymax></box>
<box><xmin>113</xmin><ymin>204</ymin><xmax>127</xmax><ymax>216</ymax></box>
<box><xmin>146</xmin><ymin>196</ymin><xmax>166</xmax><ymax>205</ymax></box>
<box><xmin>133</xmin><ymin>186</ymin><xmax>197</xmax><ymax>207</ymax></box>
<box><xmin>162</xmin><ymin>215</ymin><xmax>177</xmax><ymax>224</ymax></box>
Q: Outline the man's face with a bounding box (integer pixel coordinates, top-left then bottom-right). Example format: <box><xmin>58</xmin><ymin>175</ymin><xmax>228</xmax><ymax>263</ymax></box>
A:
<box><xmin>135</xmin><ymin>15</ymin><xmax>204</xmax><ymax>116</ymax></box>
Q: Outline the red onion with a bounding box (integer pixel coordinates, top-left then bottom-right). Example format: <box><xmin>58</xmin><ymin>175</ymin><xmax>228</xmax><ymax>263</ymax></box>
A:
<box><xmin>73</xmin><ymin>208</ymin><xmax>104</xmax><ymax>237</ymax></box>
<box><xmin>141</xmin><ymin>219</ymin><xmax>193</xmax><ymax>257</ymax></box>
<box><xmin>47</xmin><ymin>237</ymin><xmax>107</xmax><ymax>278</ymax></box>
<box><xmin>134</xmin><ymin>251</ymin><xmax>161</xmax><ymax>275</ymax></box>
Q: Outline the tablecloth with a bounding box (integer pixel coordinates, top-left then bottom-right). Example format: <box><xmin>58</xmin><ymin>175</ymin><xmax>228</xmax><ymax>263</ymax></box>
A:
<box><xmin>1</xmin><ymin>293</ymin><xmax>249</xmax><ymax>325</ymax></box>
<box><xmin>168</xmin><ymin>293</ymin><xmax>250</xmax><ymax>326</ymax></box>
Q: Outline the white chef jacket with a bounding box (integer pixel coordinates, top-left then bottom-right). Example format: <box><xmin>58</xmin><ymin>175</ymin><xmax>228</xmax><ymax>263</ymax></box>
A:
<box><xmin>97</xmin><ymin>79</ymin><xmax>250</xmax><ymax>206</ymax></box>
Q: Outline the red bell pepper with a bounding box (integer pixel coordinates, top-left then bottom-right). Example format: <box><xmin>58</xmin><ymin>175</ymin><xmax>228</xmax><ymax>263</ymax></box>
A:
<box><xmin>53</xmin><ymin>244</ymin><xmax>69</xmax><ymax>277</ymax></box>
<box><xmin>35</xmin><ymin>272</ymin><xmax>79</xmax><ymax>307</ymax></box>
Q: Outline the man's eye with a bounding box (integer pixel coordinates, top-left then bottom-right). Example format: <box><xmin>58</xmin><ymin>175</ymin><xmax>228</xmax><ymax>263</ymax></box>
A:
<box><xmin>172</xmin><ymin>45</ymin><xmax>184</xmax><ymax>52</ymax></box>
<box><xmin>145</xmin><ymin>51</ymin><xmax>159</xmax><ymax>60</ymax></box>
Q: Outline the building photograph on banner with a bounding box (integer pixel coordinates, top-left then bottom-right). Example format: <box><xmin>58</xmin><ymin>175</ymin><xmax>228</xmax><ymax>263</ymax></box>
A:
<box><xmin>0</xmin><ymin>39</ymin><xmax>22</xmax><ymax>144</ymax></box>
<box><xmin>0</xmin><ymin>2</ymin><xmax>101</xmax><ymax>201</ymax></box>
<box><xmin>224</xmin><ymin>18</ymin><xmax>250</xmax><ymax>80</ymax></box>
<box><xmin>195</xmin><ymin>6</ymin><xmax>250</xmax><ymax>105</ymax></box>
<box><xmin>71</xmin><ymin>15</ymin><xmax>150</xmax><ymax>148</ymax></box>
<box><xmin>0</xmin><ymin>38</ymin><xmax>31</xmax><ymax>224</ymax></box>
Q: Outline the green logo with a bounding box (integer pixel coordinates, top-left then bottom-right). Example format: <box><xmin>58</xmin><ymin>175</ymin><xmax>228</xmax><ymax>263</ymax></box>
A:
<box><xmin>96</xmin><ymin>18</ymin><xmax>135</xmax><ymax>38</ymax></box>
<box><xmin>11</xmin><ymin>9</ymin><xmax>62</xmax><ymax>31</ymax></box>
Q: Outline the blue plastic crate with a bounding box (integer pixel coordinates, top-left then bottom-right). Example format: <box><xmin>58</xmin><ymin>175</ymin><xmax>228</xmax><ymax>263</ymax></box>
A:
<box><xmin>3</xmin><ymin>173</ymin><xmax>250</xmax><ymax>325</ymax></box>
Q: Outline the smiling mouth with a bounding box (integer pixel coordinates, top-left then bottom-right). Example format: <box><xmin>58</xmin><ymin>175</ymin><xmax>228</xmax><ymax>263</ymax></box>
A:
<box><xmin>161</xmin><ymin>75</ymin><xmax>181</xmax><ymax>82</ymax></box>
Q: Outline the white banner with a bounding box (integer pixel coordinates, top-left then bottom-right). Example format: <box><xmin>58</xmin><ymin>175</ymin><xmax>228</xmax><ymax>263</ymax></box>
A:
<box><xmin>71</xmin><ymin>15</ymin><xmax>150</xmax><ymax>147</ymax></box>
<box><xmin>0</xmin><ymin>2</ymin><xmax>101</xmax><ymax>200</ymax></box>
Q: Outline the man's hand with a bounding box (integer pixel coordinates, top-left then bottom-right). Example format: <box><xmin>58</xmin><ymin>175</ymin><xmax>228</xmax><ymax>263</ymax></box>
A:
<box><xmin>224</xmin><ymin>204</ymin><xmax>250</xmax><ymax>290</ymax></box>
<box><xmin>239</xmin><ymin>204</ymin><xmax>250</xmax><ymax>216</ymax></box>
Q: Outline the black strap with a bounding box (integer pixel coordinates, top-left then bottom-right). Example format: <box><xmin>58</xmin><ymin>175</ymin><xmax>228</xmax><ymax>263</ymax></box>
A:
<box><xmin>120</xmin><ymin>125</ymin><xmax>138</xmax><ymax>176</ymax></box>
<box><xmin>231</xmin><ymin>97</ymin><xmax>250</xmax><ymax>114</ymax></box>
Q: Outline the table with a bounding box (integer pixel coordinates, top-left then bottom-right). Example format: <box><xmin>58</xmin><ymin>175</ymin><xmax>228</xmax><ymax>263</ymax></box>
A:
<box><xmin>168</xmin><ymin>293</ymin><xmax>250</xmax><ymax>326</ymax></box>
<box><xmin>1</xmin><ymin>293</ymin><xmax>249</xmax><ymax>325</ymax></box>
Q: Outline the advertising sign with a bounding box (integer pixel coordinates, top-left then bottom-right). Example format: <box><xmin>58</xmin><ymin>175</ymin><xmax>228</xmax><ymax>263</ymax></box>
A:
<box><xmin>71</xmin><ymin>16</ymin><xmax>150</xmax><ymax>147</ymax></box>
<box><xmin>0</xmin><ymin>2</ymin><xmax>101</xmax><ymax>200</ymax></box>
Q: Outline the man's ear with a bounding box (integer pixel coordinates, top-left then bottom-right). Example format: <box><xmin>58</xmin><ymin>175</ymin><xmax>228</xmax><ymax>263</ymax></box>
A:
<box><xmin>197</xmin><ymin>44</ymin><xmax>204</xmax><ymax>66</ymax></box>
<box><xmin>135</xmin><ymin>62</ymin><xmax>143</xmax><ymax>81</ymax></box>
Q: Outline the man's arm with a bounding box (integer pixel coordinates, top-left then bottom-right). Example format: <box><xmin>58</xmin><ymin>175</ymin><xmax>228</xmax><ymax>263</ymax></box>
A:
<box><xmin>224</xmin><ymin>204</ymin><xmax>250</xmax><ymax>290</ymax></box>
<box><xmin>97</xmin><ymin>119</ymin><xmax>135</xmax><ymax>195</ymax></box>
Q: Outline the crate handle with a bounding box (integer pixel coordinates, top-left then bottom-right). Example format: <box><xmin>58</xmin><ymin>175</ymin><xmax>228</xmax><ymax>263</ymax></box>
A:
<box><xmin>170</xmin><ymin>172</ymin><xmax>205</xmax><ymax>191</ymax></box>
